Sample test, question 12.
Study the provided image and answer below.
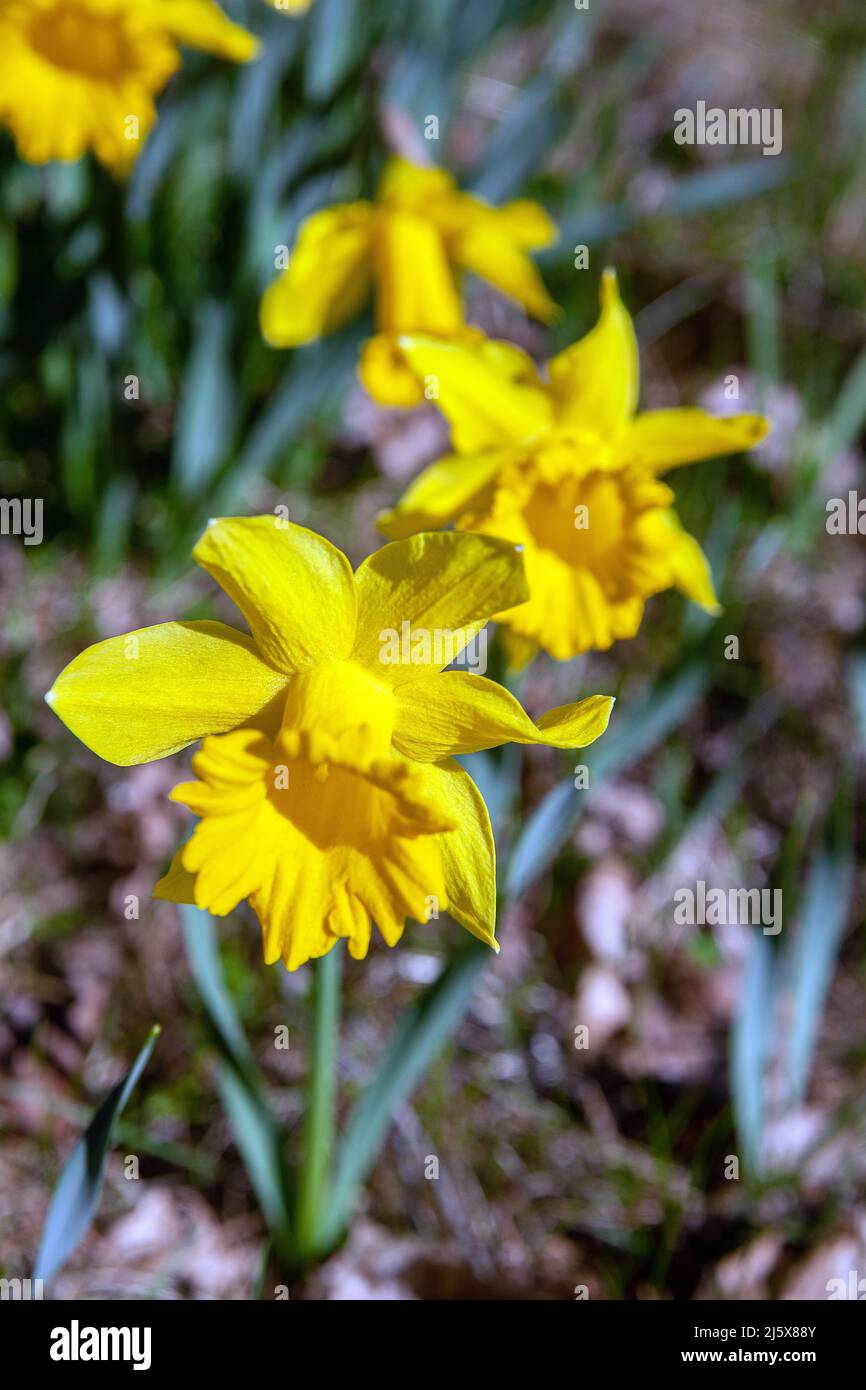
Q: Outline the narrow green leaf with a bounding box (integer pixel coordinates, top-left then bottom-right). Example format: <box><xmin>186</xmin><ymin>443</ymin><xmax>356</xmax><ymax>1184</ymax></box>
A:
<box><xmin>505</xmin><ymin>779</ymin><xmax>575</xmax><ymax>902</ymax></box>
<box><xmin>231</xmin><ymin>24</ymin><xmax>300</xmax><ymax>181</ymax></box>
<box><xmin>471</xmin><ymin>78</ymin><xmax>567</xmax><ymax>203</ymax></box>
<box><xmin>325</xmin><ymin>939</ymin><xmax>488</xmax><ymax>1246</ymax></box>
<box><xmin>304</xmin><ymin>0</ymin><xmax>366</xmax><ymax>103</ymax></box>
<box><xmin>182</xmin><ymin>905</ymin><xmax>257</xmax><ymax>1081</ymax></box>
<box><xmin>850</xmin><ymin>651</ymin><xmax>866</xmax><ymax>751</ymax></box>
<box><xmin>34</xmin><ymin>1026</ymin><xmax>160</xmax><ymax>1283</ymax></box>
<box><xmin>216</xmin><ymin>1065</ymin><xmax>292</xmax><ymax>1252</ymax></box>
<box><xmin>126</xmin><ymin>101</ymin><xmax>183</xmax><ymax>223</ymax></box>
<box><xmin>548</xmin><ymin>159</ymin><xmax>794</xmax><ymax>269</ymax></box>
<box><xmin>252</xmin><ymin>1238</ymin><xmax>272</xmax><ymax>1301</ymax></box>
<box><xmin>745</xmin><ymin>252</ymin><xmax>780</xmax><ymax>404</ymax></box>
<box><xmin>172</xmin><ymin>300</ymin><xmax>237</xmax><ymax>497</ymax></box>
<box><xmin>296</xmin><ymin>946</ymin><xmax>341</xmax><ymax>1260</ymax></box>
<box><xmin>731</xmin><ymin>933</ymin><xmax>776</xmax><ymax>1175</ymax></box>
<box><xmin>785</xmin><ymin>779</ymin><xmax>854</xmax><ymax>1103</ymax></box>
<box><xmin>507</xmin><ymin>658</ymin><xmax>710</xmax><ymax>898</ymax></box>
<box><xmin>822</xmin><ymin>343</ymin><xmax>866</xmax><ymax>467</ymax></box>
<box><xmin>182</xmin><ymin>907</ymin><xmax>295</xmax><ymax>1256</ymax></box>
<box><xmin>215</xmin><ymin>331</ymin><xmax>359</xmax><ymax>509</ymax></box>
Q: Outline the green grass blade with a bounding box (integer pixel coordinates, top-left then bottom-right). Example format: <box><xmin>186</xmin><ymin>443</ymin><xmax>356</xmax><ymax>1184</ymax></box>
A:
<box><xmin>34</xmin><ymin>1025</ymin><xmax>160</xmax><ymax>1283</ymax></box>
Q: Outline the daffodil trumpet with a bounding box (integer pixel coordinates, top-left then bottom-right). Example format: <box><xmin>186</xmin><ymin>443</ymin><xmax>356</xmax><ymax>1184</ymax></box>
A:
<box><xmin>260</xmin><ymin>156</ymin><xmax>558</xmax><ymax>407</ymax></box>
<box><xmin>379</xmin><ymin>269</ymin><xmax>771</xmax><ymax>661</ymax></box>
<box><xmin>46</xmin><ymin>518</ymin><xmax>614</xmax><ymax>972</ymax></box>
<box><xmin>0</xmin><ymin>0</ymin><xmax>259</xmax><ymax>172</ymax></box>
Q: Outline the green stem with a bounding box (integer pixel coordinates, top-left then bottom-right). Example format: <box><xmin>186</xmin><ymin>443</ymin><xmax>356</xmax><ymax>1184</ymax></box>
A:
<box><xmin>296</xmin><ymin>943</ymin><xmax>341</xmax><ymax>1261</ymax></box>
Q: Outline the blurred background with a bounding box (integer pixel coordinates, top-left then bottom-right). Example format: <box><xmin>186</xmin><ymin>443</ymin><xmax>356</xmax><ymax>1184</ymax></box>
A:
<box><xmin>1</xmin><ymin>0</ymin><xmax>865</xmax><ymax>1300</ymax></box>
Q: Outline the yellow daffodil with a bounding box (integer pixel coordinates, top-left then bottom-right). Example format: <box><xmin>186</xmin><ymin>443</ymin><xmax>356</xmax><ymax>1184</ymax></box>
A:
<box><xmin>259</xmin><ymin>156</ymin><xmax>558</xmax><ymax>408</ymax></box>
<box><xmin>378</xmin><ymin>270</ymin><xmax>771</xmax><ymax>661</ymax></box>
<box><xmin>265</xmin><ymin>0</ymin><xmax>312</xmax><ymax>12</ymax></box>
<box><xmin>45</xmin><ymin>519</ymin><xmax>613</xmax><ymax>970</ymax></box>
<box><xmin>0</xmin><ymin>0</ymin><xmax>259</xmax><ymax>172</ymax></box>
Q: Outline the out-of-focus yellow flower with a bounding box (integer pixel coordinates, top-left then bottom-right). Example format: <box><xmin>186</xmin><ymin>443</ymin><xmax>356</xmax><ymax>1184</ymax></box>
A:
<box><xmin>260</xmin><ymin>157</ymin><xmax>558</xmax><ymax>407</ymax></box>
<box><xmin>45</xmin><ymin>518</ymin><xmax>613</xmax><ymax>970</ymax></box>
<box><xmin>265</xmin><ymin>0</ymin><xmax>312</xmax><ymax>13</ymax></box>
<box><xmin>0</xmin><ymin>0</ymin><xmax>259</xmax><ymax>172</ymax></box>
<box><xmin>379</xmin><ymin>270</ymin><xmax>771</xmax><ymax>661</ymax></box>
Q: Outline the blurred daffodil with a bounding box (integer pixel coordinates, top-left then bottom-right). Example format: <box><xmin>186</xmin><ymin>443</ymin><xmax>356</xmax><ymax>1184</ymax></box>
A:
<box><xmin>379</xmin><ymin>270</ymin><xmax>770</xmax><ymax>661</ymax></box>
<box><xmin>265</xmin><ymin>0</ymin><xmax>312</xmax><ymax>12</ymax></box>
<box><xmin>0</xmin><ymin>0</ymin><xmax>259</xmax><ymax>172</ymax></box>
<box><xmin>260</xmin><ymin>156</ymin><xmax>558</xmax><ymax>407</ymax></box>
<box><xmin>46</xmin><ymin>519</ymin><xmax>613</xmax><ymax>970</ymax></box>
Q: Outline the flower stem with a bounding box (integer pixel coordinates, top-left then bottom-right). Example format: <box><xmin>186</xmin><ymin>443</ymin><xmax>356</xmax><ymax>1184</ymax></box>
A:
<box><xmin>296</xmin><ymin>943</ymin><xmax>341</xmax><ymax>1262</ymax></box>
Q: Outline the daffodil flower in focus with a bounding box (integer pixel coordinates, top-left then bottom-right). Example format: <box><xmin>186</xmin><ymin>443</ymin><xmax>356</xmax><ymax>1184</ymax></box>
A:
<box><xmin>0</xmin><ymin>0</ymin><xmax>259</xmax><ymax>172</ymax></box>
<box><xmin>378</xmin><ymin>270</ymin><xmax>771</xmax><ymax>661</ymax></box>
<box><xmin>45</xmin><ymin>519</ymin><xmax>613</xmax><ymax>970</ymax></box>
<box><xmin>259</xmin><ymin>157</ymin><xmax>558</xmax><ymax>408</ymax></box>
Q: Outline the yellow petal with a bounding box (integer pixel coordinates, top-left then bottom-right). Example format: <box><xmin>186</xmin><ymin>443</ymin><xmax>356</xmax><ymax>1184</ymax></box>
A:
<box><xmin>45</xmin><ymin>621</ymin><xmax>287</xmax><ymax>766</ymax></box>
<box><xmin>351</xmin><ymin>531</ymin><xmax>528</xmax><ymax>685</ymax></box>
<box><xmin>398</xmin><ymin>174</ymin><xmax>557</xmax><ymax>319</ymax></box>
<box><xmin>416</xmin><ymin>759</ymin><xmax>498</xmax><ymax>950</ymax></box>
<box><xmin>373</xmin><ymin>210</ymin><xmax>464</xmax><ymax>335</ymax></box>
<box><xmin>361</xmin><ymin>328</ymin><xmax>545</xmax><ymax>414</ymax></box>
<box><xmin>617</xmin><ymin>408</ymin><xmax>770</xmax><ymax>473</ymax></box>
<box><xmin>672</xmin><ymin>530</ymin><xmax>720</xmax><ymax>612</ymax></box>
<box><xmin>153</xmin><ymin>845</ymin><xmax>196</xmax><ymax>904</ymax></box>
<box><xmin>636</xmin><ymin>511</ymin><xmax>720</xmax><ymax>613</ymax></box>
<box><xmin>497</xmin><ymin>199</ymin><xmax>558</xmax><ymax>249</ymax></box>
<box><xmin>159</xmin><ymin>1</ymin><xmax>260</xmax><ymax>61</ymax></box>
<box><xmin>392</xmin><ymin>672</ymin><xmax>614</xmax><ymax>760</ymax></box>
<box><xmin>358</xmin><ymin>333</ymin><xmax>426</xmax><ymax>408</ymax></box>
<box><xmin>451</xmin><ymin>218</ymin><xmax>557</xmax><ymax>322</ymax></box>
<box><xmin>548</xmin><ymin>267</ymin><xmax>639</xmax><ymax>434</ymax></box>
<box><xmin>259</xmin><ymin>203</ymin><xmax>374</xmax><ymax>346</ymax></box>
<box><xmin>377</xmin><ymin>157</ymin><xmax>456</xmax><ymax>208</ymax></box>
<box><xmin>377</xmin><ymin>451</ymin><xmax>505</xmax><ymax>539</ymax></box>
<box><xmin>474</xmin><ymin>337</ymin><xmax>548</xmax><ymax>388</ymax></box>
<box><xmin>194</xmin><ymin>516</ymin><xmax>357</xmax><ymax>674</ymax></box>
<box><xmin>497</xmin><ymin>533</ymin><xmax>646</xmax><ymax>657</ymax></box>
<box><xmin>396</xmin><ymin>335</ymin><xmax>552</xmax><ymax>453</ymax></box>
